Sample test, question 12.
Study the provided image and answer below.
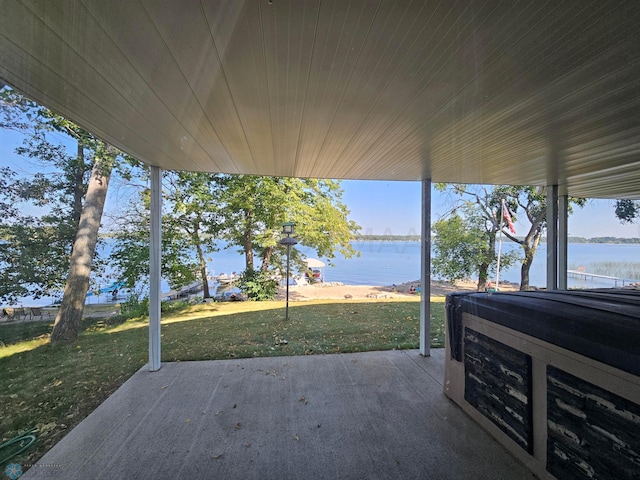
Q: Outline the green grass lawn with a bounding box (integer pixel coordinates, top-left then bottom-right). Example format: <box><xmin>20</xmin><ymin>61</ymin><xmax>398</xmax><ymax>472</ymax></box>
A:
<box><xmin>0</xmin><ymin>298</ymin><xmax>446</xmax><ymax>469</ymax></box>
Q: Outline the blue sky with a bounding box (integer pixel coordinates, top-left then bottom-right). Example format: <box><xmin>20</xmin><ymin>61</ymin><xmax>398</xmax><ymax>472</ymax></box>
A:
<box><xmin>340</xmin><ymin>180</ymin><xmax>640</xmax><ymax>239</ymax></box>
<box><xmin>1</xmin><ymin>128</ymin><xmax>638</xmax><ymax>238</ymax></box>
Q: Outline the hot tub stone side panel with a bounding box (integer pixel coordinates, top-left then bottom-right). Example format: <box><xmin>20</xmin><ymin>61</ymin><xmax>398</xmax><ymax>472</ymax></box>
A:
<box><xmin>547</xmin><ymin>366</ymin><xmax>640</xmax><ymax>480</ymax></box>
<box><xmin>464</xmin><ymin>328</ymin><xmax>533</xmax><ymax>453</ymax></box>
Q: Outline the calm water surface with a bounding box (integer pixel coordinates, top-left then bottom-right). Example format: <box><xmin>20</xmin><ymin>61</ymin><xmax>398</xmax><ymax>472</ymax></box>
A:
<box><xmin>213</xmin><ymin>240</ymin><xmax>640</xmax><ymax>288</ymax></box>
<box><xmin>12</xmin><ymin>240</ymin><xmax>640</xmax><ymax>306</ymax></box>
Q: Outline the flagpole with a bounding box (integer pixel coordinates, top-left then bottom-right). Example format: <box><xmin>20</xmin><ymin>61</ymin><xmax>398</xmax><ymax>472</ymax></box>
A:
<box><xmin>495</xmin><ymin>199</ymin><xmax>505</xmax><ymax>291</ymax></box>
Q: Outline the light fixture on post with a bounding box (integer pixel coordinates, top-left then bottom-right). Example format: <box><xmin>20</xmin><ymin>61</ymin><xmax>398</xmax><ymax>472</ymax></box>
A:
<box><xmin>282</xmin><ymin>222</ymin><xmax>295</xmax><ymax>235</ymax></box>
<box><xmin>279</xmin><ymin>222</ymin><xmax>298</xmax><ymax>321</ymax></box>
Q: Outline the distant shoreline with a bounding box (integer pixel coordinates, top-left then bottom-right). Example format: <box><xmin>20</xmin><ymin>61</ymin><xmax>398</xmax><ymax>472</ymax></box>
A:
<box><xmin>354</xmin><ymin>235</ymin><xmax>640</xmax><ymax>244</ymax></box>
<box><xmin>97</xmin><ymin>233</ymin><xmax>639</xmax><ymax>244</ymax></box>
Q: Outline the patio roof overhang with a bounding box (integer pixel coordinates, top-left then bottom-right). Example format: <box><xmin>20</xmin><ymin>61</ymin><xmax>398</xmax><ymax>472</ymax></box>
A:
<box><xmin>2</xmin><ymin>8</ymin><xmax>639</xmax><ymax>474</ymax></box>
<box><xmin>1</xmin><ymin>1</ymin><xmax>639</xmax><ymax>198</ymax></box>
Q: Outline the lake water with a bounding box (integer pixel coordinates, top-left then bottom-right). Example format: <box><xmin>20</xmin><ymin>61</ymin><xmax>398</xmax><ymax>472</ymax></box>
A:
<box><xmin>206</xmin><ymin>240</ymin><xmax>640</xmax><ymax>289</ymax></box>
<box><xmin>304</xmin><ymin>241</ymin><xmax>640</xmax><ymax>288</ymax></box>
<box><xmin>11</xmin><ymin>240</ymin><xmax>640</xmax><ymax>306</ymax></box>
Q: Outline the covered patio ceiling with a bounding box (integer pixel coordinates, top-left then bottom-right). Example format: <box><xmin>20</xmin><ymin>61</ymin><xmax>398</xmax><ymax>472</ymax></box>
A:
<box><xmin>1</xmin><ymin>1</ymin><xmax>639</xmax><ymax>198</ymax></box>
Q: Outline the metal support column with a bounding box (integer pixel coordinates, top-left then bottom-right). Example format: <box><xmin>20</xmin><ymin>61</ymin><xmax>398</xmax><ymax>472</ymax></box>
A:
<box><xmin>420</xmin><ymin>179</ymin><xmax>431</xmax><ymax>357</ymax></box>
<box><xmin>149</xmin><ymin>166</ymin><xmax>162</xmax><ymax>371</ymax></box>
<box><xmin>558</xmin><ymin>195</ymin><xmax>569</xmax><ymax>289</ymax></box>
<box><xmin>546</xmin><ymin>185</ymin><xmax>559</xmax><ymax>291</ymax></box>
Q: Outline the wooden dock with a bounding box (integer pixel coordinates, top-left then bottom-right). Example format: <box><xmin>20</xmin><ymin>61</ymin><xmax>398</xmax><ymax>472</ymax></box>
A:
<box><xmin>567</xmin><ymin>270</ymin><xmax>639</xmax><ymax>287</ymax></box>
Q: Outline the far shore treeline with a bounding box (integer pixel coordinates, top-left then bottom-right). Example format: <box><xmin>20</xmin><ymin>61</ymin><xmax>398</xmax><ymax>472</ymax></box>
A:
<box><xmin>351</xmin><ymin>235</ymin><xmax>639</xmax><ymax>244</ymax></box>
<box><xmin>95</xmin><ymin>233</ymin><xmax>640</xmax><ymax>244</ymax></box>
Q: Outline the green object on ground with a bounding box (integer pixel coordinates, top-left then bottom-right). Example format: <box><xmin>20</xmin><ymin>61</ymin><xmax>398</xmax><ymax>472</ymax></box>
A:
<box><xmin>0</xmin><ymin>427</ymin><xmax>37</xmax><ymax>464</ymax></box>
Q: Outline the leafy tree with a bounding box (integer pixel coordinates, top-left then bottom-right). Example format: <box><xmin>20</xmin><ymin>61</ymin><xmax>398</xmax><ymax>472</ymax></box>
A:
<box><xmin>163</xmin><ymin>171</ymin><xmax>224</xmax><ymax>298</ymax></box>
<box><xmin>432</xmin><ymin>214</ymin><xmax>484</xmax><ymax>285</ymax></box>
<box><xmin>109</xmin><ymin>177</ymin><xmax>201</xmax><ymax>295</ymax></box>
<box><xmin>435</xmin><ymin>184</ymin><xmax>584</xmax><ymax>290</ymax></box>
<box><xmin>492</xmin><ymin>186</ymin><xmax>585</xmax><ymax>289</ymax></box>
<box><xmin>110</xmin><ymin>173</ymin><xmax>360</xmax><ymax>301</ymax></box>
<box><xmin>0</xmin><ymin>167</ymin><xmax>19</xmax><ymax>222</ymax></box>
<box><xmin>0</xmin><ymin>221</ymin><xmax>64</xmax><ymax>304</ymax></box>
<box><xmin>0</xmin><ymin>88</ymin><xmax>95</xmax><ymax>301</ymax></box>
<box><xmin>615</xmin><ymin>199</ymin><xmax>639</xmax><ymax>224</ymax></box>
<box><xmin>0</xmin><ymin>86</ymin><xmax>127</xmax><ymax>344</ymax></box>
<box><xmin>51</xmin><ymin>150</ymin><xmax>115</xmax><ymax>344</ymax></box>
<box><xmin>238</xmin><ymin>268</ymin><xmax>278</xmax><ymax>301</ymax></box>
<box><xmin>432</xmin><ymin>187</ymin><xmax>518</xmax><ymax>290</ymax></box>
<box><xmin>221</xmin><ymin>175</ymin><xmax>360</xmax><ymax>277</ymax></box>
<box><xmin>494</xmin><ymin>185</ymin><xmax>547</xmax><ymax>289</ymax></box>
<box><xmin>110</xmin><ymin>168</ymin><xmax>225</xmax><ymax>299</ymax></box>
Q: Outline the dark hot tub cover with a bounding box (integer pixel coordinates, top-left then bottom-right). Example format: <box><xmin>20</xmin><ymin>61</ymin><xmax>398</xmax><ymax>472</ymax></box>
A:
<box><xmin>446</xmin><ymin>289</ymin><xmax>640</xmax><ymax>376</ymax></box>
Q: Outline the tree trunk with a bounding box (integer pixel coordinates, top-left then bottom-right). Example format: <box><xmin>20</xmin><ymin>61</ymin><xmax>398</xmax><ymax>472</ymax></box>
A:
<box><xmin>194</xmin><ymin>231</ymin><xmax>210</xmax><ymax>298</ymax></box>
<box><xmin>520</xmin><ymin>241</ymin><xmax>538</xmax><ymax>290</ymax></box>
<box><xmin>51</xmin><ymin>151</ymin><xmax>113</xmax><ymax>345</ymax></box>
<box><xmin>244</xmin><ymin>231</ymin><xmax>254</xmax><ymax>270</ymax></box>
<box><xmin>520</xmin><ymin>252</ymin><xmax>532</xmax><ymax>290</ymax></box>
<box><xmin>72</xmin><ymin>142</ymin><xmax>85</xmax><ymax>227</ymax></box>
<box><xmin>260</xmin><ymin>246</ymin><xmax>273</xmax><ymax>272</ymax></box>
<box><xmin>243</xmin><ymin>212</ymin><xmax>254</xmax><ymax>270</ymax></box>
<box><xmin>476</xmin><ymin>234</ymin><xmax>496</xmax><ymax>291</ymax></box>
<box><xmin>519</xmin><ymin>230</ymin><xmax>542</xmax><ymax>291</ymax></box>
<box><xmin>477</xmin><ymin>265</ymin><xmax>489</xmax><ymax>291</ymax></box>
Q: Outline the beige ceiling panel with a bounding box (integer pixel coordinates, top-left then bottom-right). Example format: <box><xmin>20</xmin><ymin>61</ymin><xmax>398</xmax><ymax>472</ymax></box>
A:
<box><xmin>321</xmin><ymin>1</ymin><xmax>555</xmax><ymax>181</ymax></box>
<box><xmin>258</xmin><ymin>1</ymin><xmax>326</xmax><ymax>176</ymax></box>
<box><xmin>335</xmin><ymin>2</ymin><xmax>466</xmax><ymax>172</ymax></box>
<box><xmin>1</xmin><ymin>0</ymin><xmax>639</xmax><ymax>197</ymax></box>
<box><xmin>141</xmin><ymin>0</ymin><xmax>266</xmax><ymax>173</ymax></box>
<box><xmin>291</xmin><ymin>1</ymin><xmax>380</xmax><ymax>178</ymax></box>
<box><xmin>0</xmin><ymin>1</ymin><xmax>202</xmax><ymax>171</ymax></box>
<box><xmin>80</xmin><ymin>0</ymin><xmax>240</xmax><ymax>173</ymax></box>
<box><xmin>567</xmin><ymin>159</ymin><xmax>640</xmax><ymax>199</ymax></box>
<box><xmin>200</xmin><ymin>1</ymin><xmax>277</xmax><ymax>174</ymax></box>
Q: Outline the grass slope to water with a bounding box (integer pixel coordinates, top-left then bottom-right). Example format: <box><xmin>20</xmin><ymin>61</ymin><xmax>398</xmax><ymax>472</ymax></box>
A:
<box><xmin>0</xmin><ymin>298</ymin><xmax>445</xmax><ymax>469</ymax></box>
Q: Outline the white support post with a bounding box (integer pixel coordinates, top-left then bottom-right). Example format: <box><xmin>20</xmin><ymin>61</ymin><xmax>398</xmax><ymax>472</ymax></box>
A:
<box><xmin>558</xmin><ymin>195</ymin><xmax>568</xmax><ymax>290</ymax></box>
<box><xmin>546</xmin><ymin>185</ymin><xmax>559</xmax><ymax>291</ymax></box>
<box><xmin>420</xmin><ymin>179</ymin><xmax>431</xmax><ymax>357</ymax></box>
<box><xmin>149</xmin><ymin>166</ymin><xmax>162</xmax><ymax>372</ymax></box>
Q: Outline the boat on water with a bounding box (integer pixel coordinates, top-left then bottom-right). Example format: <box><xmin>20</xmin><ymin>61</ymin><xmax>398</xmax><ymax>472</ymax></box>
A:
<box><xmin>86</xmin><ymin>281</ymin><xmax>128</xmax><ymax>303</ymax></box>
<box><xmin>216</xmin><ymin>272</ymin><xmax>239</xmax><ymax>285</ymax></box>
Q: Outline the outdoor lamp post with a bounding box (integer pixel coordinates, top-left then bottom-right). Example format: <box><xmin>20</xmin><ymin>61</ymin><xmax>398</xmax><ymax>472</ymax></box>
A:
<box><xmin>279</xmin><ymin>222</ymin><xmax>298</xmax><ymax>321</ymax></box>
<box><xmin>282</xmin><ymin>222</ymin><xmax>295</xmax><ymax>235</ymax></box>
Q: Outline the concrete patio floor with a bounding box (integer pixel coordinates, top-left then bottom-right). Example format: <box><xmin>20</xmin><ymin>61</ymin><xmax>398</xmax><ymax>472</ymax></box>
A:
<box><xmin>23</xmin><ymin>349</ymin><xmax>536</xmax><ymax>479</ymax></box>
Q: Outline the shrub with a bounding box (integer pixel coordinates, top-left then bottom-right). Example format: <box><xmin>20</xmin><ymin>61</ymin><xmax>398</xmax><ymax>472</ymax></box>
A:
<box><xmin>161</xmin><ymin>298</ymin><xmax>192</xmax><ymax>313</ymax></box>
<box><xmin>238</xmin><ymin>268</ymin><xmax>278</xmax><ymax>301</ymax></box>
<box><xmin>119</xmin><ymin>291</ymin><xmax>149</xmax><ymax>319</ymax></box>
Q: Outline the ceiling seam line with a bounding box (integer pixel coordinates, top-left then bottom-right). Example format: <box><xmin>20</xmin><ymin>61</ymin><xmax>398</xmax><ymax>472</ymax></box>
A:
<box><xmin>138</xmin><ymin>0</ymin><xmax>238</xmax><ymax>172</ymax></box>
<box><xmin>81</xmin><ymin>0</ymin><xmax>219</xmax><ymax>171</ymax></box>
<box><xmin>198</xmin><ymin>0</ymin><xmax>260</xmax><ymax>173</ymax></box>
<box><xmin>305</xmin><ymin>0</ymin><xmax>386</xmax><ymax>176</ymax></box>
<box><xmin>9</xmin><ymin>1</ymin><xmax>180</xmax><ymax>168</ymax></box>
<box><xmin>321</xmin><ymin>0</ymin><xmax>443</xmax><ymax>175</ymax></box>
<box><xmin>341</xmin><ymin>0</ymin><xmax>497</xmax><ymax>169</ymax></box>
<box><xmin>291</xmin><ymin>0</ymin><xmax>322</xmax><ymax>177</ymax></box>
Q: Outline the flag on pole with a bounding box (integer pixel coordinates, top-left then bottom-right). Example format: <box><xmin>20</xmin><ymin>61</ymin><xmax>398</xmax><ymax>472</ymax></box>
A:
<box><xmin>502</xmin><ymin>202</ymin><xmax>516</xmax><ymax>234</ymax></box>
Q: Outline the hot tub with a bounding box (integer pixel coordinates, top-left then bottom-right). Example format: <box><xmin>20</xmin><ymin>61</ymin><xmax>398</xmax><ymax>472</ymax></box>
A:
<box><xmin>444</xmin><ymin>289</ymin><xmax>640</xmax><ymax>480</ymax></box>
